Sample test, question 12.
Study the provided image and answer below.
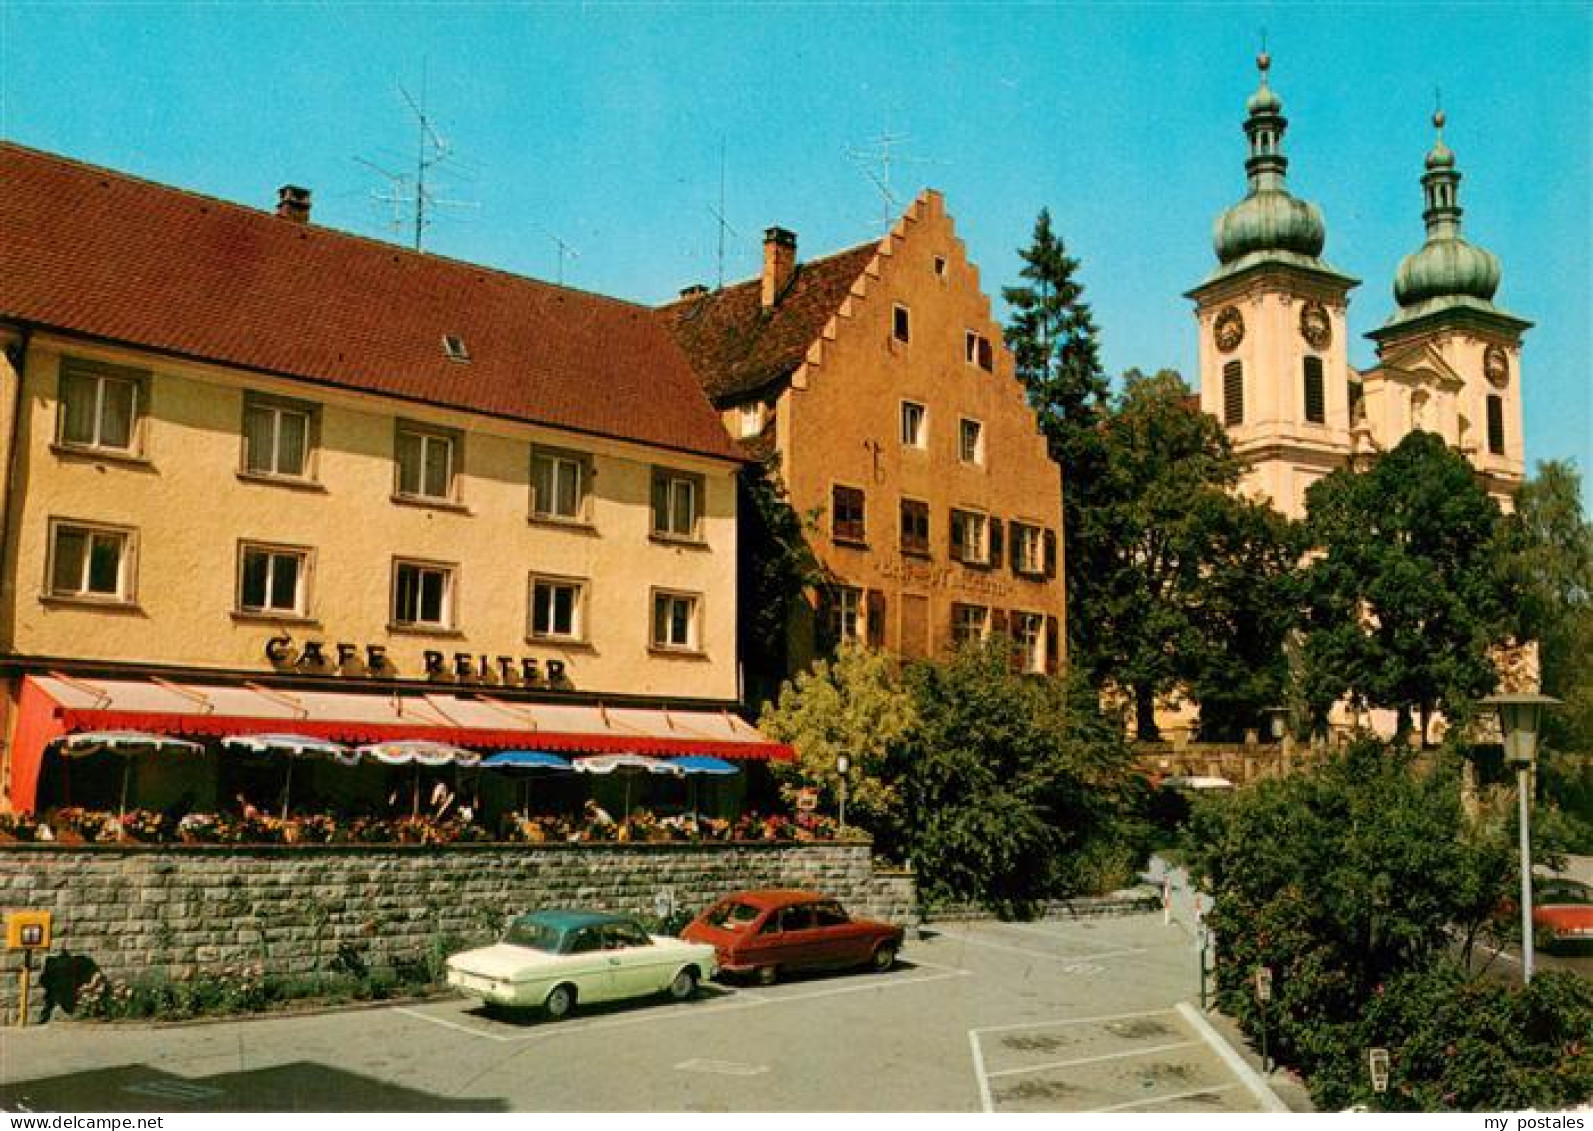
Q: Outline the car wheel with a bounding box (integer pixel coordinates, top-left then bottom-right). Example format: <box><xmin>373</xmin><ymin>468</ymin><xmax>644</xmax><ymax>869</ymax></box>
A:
<box><xmin>544</xmin><ymin>983</ymin><xmax>577</xmax><ymax>1020</ymax></box>
<box><xmin>754</xmin><ymin>965</ymin><xmax>778</xmax><ymax>987</ymax></box>
<box><xmin>871</xmin><ymin>944</ymin><xmax>898</xmax><ymax>973</ymax></box>
<box><xmin>667</xmin><ymin>967</ymin><xmax>699</xmax><ymax>1001</ymax></box>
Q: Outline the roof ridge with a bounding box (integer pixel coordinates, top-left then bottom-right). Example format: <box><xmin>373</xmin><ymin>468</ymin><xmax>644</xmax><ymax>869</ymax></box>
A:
<box><xmin>0</xmin><ymin>138</ymin><xmax>657</xmax><ymax>315</ymax></box>
<box><xmin>658</xmin><ymin>236</ymin><xmax>883</xmax><ymax>308</ymax></box>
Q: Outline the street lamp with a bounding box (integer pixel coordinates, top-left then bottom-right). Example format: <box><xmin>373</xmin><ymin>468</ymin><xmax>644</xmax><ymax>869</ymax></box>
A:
<box><xmin>1481</xmin><ymin>692</ymin><xmax>1560</xmax><ymax>984</ymax></box>
<box><xmin>835</xmin><ymin>754</ymin><xmax>851</xmax><ymax>831</ymax></box>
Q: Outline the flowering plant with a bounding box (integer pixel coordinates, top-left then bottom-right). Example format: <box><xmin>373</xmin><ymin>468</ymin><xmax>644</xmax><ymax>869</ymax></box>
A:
<box><xmin>119</xmin><ymin>809</ymin><xmax>167</xmax><ymax>843</ymax></box>
<box><xmin>292</xmin><ymin>814</ymin><xmax>339</xmax><ymax>844</ymax></box>
<box><xmin>49</xmin><ymin>807</ymin><xmax>110</xmax><ymax>842</ymax></box>
<box><xmin>177</xmin><ymin>812</ymin><xmax>224</xmax><ymax>843</ymax></box>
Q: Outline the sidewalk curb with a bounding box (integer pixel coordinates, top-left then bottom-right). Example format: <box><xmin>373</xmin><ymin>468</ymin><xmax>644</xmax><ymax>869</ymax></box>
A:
<box><xmin>1176</xmin><ymin>1001</ymin><xmax>1290</xmax><ymax>1113</ymax></box>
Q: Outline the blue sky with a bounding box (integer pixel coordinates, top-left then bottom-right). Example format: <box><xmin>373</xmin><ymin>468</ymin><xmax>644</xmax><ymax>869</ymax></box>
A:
<box><xmin>3</xmin><ymin>2</ymin><xmax>1588</xmax><ymax>477</ymax></box>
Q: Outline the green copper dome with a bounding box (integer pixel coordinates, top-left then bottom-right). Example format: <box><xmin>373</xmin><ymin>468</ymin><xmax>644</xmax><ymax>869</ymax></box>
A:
<box><xmin>1391</xmin><ymin>111</ymin><xmax>1502</xmax><ymax>309</ymax></box>
<box><xmin>1212</xmin><ymin>55</ymin><xmax>1331</xmax><ymax>267</ymax></box>
<box><xmin>1215</xmin><ymin>190</ymin><xmax>1326</xmax><ymax>264</ymax></box>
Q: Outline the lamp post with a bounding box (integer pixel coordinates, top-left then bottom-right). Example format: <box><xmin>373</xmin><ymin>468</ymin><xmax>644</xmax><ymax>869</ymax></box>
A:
<box><xmin>1263</xmin><ymin>706</ymin><xmax>1292</xmax><ymax>775</ymax></box>
<box><xmin>1482</xmin><ymin>692</ymin><xmax>1560</xmax><ymax>984</ymax></box>
<box><xmin>835</xmin><ymin>753</ymin><xmax>851</xmax><ymax>831</ymax></box>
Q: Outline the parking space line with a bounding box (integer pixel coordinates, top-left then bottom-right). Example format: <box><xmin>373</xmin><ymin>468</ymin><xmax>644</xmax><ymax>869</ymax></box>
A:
<box><xmin>969</xmin><ymin>1030</ymin><xmax>996</xmax><ymax>1113</ymax></box>
<box><xmin>938</xmin><ymin>932</ymin><xmax>1148</xmax><ymax>965</ymax></box>
<box><xmin>985</xmin><ymin>1039</ymin><xmax>1201</xmax><ymax>1079</ymax></box>
<box><xmin>979</xmin><ymin>919</ymin><xmax>1161</xmax><ymax>953</ymax></box>
<box><xmin>1088</xmin><ymin>1082</ymin><xmax>1239</xmax><ymax>1112</ymax></box>
<box><xmin>971</xmin><ymin>1007</ymin><xmax>1176</xmax><ymax>1037</ymax></box>
<box><xmin>395</xmin><ymin>967</ymin><xmax>968</xmax><ymax>1045</ymax></box>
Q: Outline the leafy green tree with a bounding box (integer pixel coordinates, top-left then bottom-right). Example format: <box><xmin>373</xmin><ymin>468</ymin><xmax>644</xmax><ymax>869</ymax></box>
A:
<box><xmin>894</xmin><ymin>644</ymin><xmax>1143</xmax><ymax>913</ymax></box>
<box><xmin>1507</xmin><ymin>459</ymin><xmax>1593</xmax><ymax>851</ymax></box>
<box><xmin>759</xmin><ymin>645</ymin><xmax>916</xmax><ymax>853</ymax></box>
<box><xmin>1184</xmin><ymin>740</ymin><xmax>1517</xmax><ymax>1103</ymax></box>
<box><xmin>738</xmin><ymin>455</ymin><xmax>826</xmax><ymax>704</ymax></box>
<box><xmin>1300</xmin><ymin>431</ymin><xmax>1517</xmax><ymax>743</ymax></box>
<box><xmin>1078</xmin><ymin>369</ymin><xmax>1299</xmax><ymax>738</ymax></box>
<box><xmin>1002</xmin><ymin>208</ymin><xmax>1110</xmax><ymax>665</ymax></box>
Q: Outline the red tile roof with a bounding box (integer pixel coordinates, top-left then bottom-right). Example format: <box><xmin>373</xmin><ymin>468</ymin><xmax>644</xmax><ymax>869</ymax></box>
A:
<box><xmin>660</xmin><ymin>241</ymin><xmax>881</xmax><ymax>403</ymax></box>
<box><xmin>0</xmin><ymin>142</ymin><xmax>741</xmax><ymax>463</ymax></box>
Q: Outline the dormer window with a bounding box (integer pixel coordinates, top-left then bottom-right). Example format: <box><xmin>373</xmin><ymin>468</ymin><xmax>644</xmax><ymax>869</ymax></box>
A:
<box><xmin>442</xmin><ymin>334</ymin><xmax>471</xmax><ymax>363</ymax></box>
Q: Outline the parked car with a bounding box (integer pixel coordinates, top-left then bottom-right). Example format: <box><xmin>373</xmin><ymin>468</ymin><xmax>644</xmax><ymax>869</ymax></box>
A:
<box><xmin>1533</xmin><ymin>878</ymin><xmax>1593</xmax><ymax>954</ymax></box>
<box><xmin>681</xmin><ymin>889</ymin><xmax>904</xmax><ymax>985</ymax></box>
<box><xmin>446</xmin><ymin>909</ymin><xmax>716</xmax><ymax>1018</ymax></box>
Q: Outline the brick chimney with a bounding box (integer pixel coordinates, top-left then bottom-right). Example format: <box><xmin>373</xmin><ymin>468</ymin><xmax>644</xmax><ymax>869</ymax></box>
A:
<box><xmin>761</xmin><ymin>227</ymin><xmax>797</xmax><ymax>308</ymax></box>
<box><xmin>276</xmin><ymin>185</ymin><xmax>312</xmax><ymax>223</ymax></box>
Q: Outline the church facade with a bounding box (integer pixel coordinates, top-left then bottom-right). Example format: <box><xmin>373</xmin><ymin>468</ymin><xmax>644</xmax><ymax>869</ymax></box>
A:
<box><xmin>1189</xmin><ymin>56</ymin><xmax>1531</xmax><ymax>520</ymax></box>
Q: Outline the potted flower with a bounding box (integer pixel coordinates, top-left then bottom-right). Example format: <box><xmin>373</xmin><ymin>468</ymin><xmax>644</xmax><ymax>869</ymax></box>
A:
<box><xmin>177</xmin><ymin>812</ymin><xmax>224</xmax><ymax>844</ymax></box>
<box><xmin>294</xmin><ymin>814</ymin><xmax>338</xmax><ymax>844</ymax></box>
<box><xmin>49</xmin><ymin>807</ymin><xmax>110</xmax><ymax>844</ymax></box>
<box><xmin>120</xmin><ymin>809</ymin><xmax>167</xmax><ymax>844</ymax></box>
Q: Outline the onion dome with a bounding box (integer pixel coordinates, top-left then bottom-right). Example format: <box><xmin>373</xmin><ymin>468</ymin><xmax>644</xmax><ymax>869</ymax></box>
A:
<box><xmin>1213</xmin><ymin>53</ymin><xmax>1329</xmax><ymax>266</ymax></box>
<box><xmin>1391</xmin><ymin>110</ymin><xmax>1503</xmax><ymax>308</ymax></box>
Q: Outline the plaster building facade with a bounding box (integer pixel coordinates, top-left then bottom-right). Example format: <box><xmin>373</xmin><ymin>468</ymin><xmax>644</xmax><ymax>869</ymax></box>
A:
<box><xmin>1190</xmin><ymin>56</ymin><xmax>1530</xmax><ymax>520</ymax></box>
<box><xmin>663</xmin><ymin>192</ymin><xmax>1065</xmax><ymax>680</ymax></box>
<box><xmin>0</xmin><ymin>142</ymin><xmax>786</xmax><ymax>816</ymax></box>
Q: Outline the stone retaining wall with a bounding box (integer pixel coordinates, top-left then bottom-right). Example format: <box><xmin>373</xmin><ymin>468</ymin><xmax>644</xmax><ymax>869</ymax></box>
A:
<box><xmin>0</xmin><ymin>840</ymin><xmax>913</xmax><ymax>1023</ymax></box>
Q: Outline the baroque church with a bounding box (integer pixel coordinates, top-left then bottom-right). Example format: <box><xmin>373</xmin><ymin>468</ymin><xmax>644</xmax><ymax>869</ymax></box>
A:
<box><xmin>1188</xmin><ymin>54</ymin><xmax>1530</xmax><ymax>519</ymax></box>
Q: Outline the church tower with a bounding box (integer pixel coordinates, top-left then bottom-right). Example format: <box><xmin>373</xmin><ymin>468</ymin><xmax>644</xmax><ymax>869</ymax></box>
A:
<box><xmin>1362</xmin><ymin>110</ymin><xmax>1532</xmax><ymax>507</ymax></box>
<box><xmin>1187</xmin><ymin>54</ymin><xmax>1360</xmax><ymax>519</ymax></box>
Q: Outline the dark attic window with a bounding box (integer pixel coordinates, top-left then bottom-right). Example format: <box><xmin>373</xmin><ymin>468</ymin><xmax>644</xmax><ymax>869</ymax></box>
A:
<box><xmin>442</xmin><ymin>334</ymin><xmax>471</xmax><ymax>363</ymax></box>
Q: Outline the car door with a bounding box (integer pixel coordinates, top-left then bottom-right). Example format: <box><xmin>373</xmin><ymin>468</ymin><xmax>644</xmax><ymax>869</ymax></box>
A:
<box><xmin>767</xmin><ymin>903</ymin><xmax>826</xmax><ymax>972</ymax></box>
<box><xmin>809</xmin><ymin>901</ymin><xmax>867</xmax><ymax>968</ymax></box>
<box><xmin>603</xmin><ymin>921</ymin><xmax>663</xmax><ymax>998</ymax></box>
<box><xmin>562</xmin><ymin>925</ymin><xmax>615</xmax><ymax>1003</ymax></box>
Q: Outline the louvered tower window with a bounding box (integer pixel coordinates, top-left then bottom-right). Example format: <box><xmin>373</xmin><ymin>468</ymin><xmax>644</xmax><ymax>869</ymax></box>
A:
<box><xmin>1303</xmin><ymin>357</ymin><xmax>1325</xmax><ymax>424</ymax></box>
<box><xmin>1223</xmin><ymin>361</ymin><xmax>1244</xmax><ymax>426</ymax></box>
<box><xmin>1487</xmin><ymin>395</ymin><xmax>1506</xmax><ymax>455</ymax></box>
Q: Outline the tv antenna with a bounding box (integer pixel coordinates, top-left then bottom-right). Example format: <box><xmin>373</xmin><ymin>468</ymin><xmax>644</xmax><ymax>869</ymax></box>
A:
<box><xmin>706</xmin><ymin>139</ymin><xmax>740</xmax><ymax>290</ymax></box>
<box><xmin>541</xmin><ymin>229</ymin><xmax>582</xmax><ymax>285</ymax></box>
<box><xmin>845</xmin><ymin>130</ymin><xmax>947</xmax><ymax>231</ymax></box>
<box><xmin>356</xmin><ymin>70</ymin><xmax>476</xmax><ymax>251</ymax></box>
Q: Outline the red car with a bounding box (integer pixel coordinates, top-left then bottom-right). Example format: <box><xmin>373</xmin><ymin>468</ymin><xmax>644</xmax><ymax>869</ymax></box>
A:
<box><xmin>681</xmin><ymin>889</ymin><xmax>904</xmax><ymax>985</ymax></box>
<box><xmin>1534</xmin><ymin>878</ymin><xmax>1593</xmax><ymax>953</ymax></box>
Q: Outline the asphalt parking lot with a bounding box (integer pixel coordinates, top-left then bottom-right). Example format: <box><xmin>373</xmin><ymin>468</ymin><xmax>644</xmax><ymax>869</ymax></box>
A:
<box><xmin>0</xmin><ymin>909</ymin><xmax>1290</xmax><ymax>1113</ymax></box>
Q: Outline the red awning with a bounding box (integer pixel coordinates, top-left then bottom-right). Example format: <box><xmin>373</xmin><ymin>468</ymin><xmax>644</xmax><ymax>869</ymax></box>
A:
<box><xmin>7</xmin><ymin>675</ymin><xmax>793</xmax><ymax>814</ymax></box>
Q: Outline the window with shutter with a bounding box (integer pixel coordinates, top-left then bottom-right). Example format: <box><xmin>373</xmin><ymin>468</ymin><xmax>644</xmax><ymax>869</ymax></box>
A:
<box><xmin>832</xmin><ymin>485</ymin><xmax>866</xmax><ymax>544</ymax></box>
<box><xmin>1043</xmin><ymin>528</ymin><xmax>1058</xmax><ymax>579</ymax></box>
<box><xmin>1303</xmin><ymin>357</ymin><xmax>1325</xmax><ymax>424</ymax></box>
<box><xmin>866</xmin><ymin>589</ymin><xmax>886</xmax><ymax>649</ymax></box>
<box><xmin>989</xmin><ymin>518</ymin><xmax>1004</xmax><ymax>569</ymax></box>
<box><xmin>900</xmin><ymin>499</ymin><xmax>931</xmax><ymax>556</ymax></box>
<box><xmin>1224</xmin><ymin>361</ymin><xmax>1244</xmax><ymax>426</ymax></box>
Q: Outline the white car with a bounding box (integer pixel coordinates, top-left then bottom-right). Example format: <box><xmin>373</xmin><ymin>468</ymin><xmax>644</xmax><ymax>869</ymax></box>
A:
<box><xmin>446</xmin><ymin>909</ymin><xmax>717</xmax><ymax>1018</ymax></box>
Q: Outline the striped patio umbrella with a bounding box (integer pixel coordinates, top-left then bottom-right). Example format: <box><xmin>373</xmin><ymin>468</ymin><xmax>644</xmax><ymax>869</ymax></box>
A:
<box><xmin>221</xmin><ymin>733</ymin><xmax>352</xmax><ymax>820</ymax></box>
<box><xmin>354</xmin><ymin>740</ymin><xmax>481</xmax><ymax>818</ymax></box>
<box><xmin>573</xmin><ymin>753</ymin><xmax>682</xmax><ymax>818</ymax></box>
<box><xmin>52</xmin><ymin>730</ymin><xmax>205</xmax><ymax>828</ymax></box>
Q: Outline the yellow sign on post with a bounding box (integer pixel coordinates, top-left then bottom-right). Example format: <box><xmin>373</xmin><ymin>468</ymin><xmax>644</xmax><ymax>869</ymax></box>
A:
<box><xmin>6</xmin><ymin>910</ymin><xmax>51</xmax><ymax>951</ymax></box>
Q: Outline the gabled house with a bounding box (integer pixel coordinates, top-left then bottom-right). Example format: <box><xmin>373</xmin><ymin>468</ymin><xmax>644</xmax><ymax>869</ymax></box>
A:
<box><xmin>663</xmin><ymin>191</ymin><xmax>1065</xmax><ymax>683</ymax></box>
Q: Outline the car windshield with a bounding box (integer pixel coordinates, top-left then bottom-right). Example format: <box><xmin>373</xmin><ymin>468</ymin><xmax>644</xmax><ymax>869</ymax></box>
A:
<box><xmin>502</xmin><ymin>919</ymin><xmax>563</xmax><ymax>952</ymax></box>
<box><xmin>705</xmin><ymin>901</ymin><xmax>763</xmax><ymax>931</ymax></box>
<box><xmin>1538</xmin><ymin>881</ymin><xmax>1593</xmax><ymax>906</ymax></box>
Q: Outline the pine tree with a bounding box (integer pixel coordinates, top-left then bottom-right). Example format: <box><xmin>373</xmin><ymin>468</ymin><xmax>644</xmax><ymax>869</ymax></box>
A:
<box><xmin>1003</xmin><ymin>208</ymin><xmax>1110</xmax><ymax>671</ymax></box>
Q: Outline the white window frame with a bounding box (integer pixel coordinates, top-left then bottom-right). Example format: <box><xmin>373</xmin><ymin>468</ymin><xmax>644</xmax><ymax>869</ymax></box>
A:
<box><xmin>953</xmin><ymin>603</ymin><xmax>989</xmax><ymax>647</ymax></box>
<box><xmin>959</xmin><ymin>418</ymin><xmax>985</xmax><ymax>465</ymax></box>
<box><xmin>242</xmin><ymin>395</ymin><xmax>316</xmax><ymax>481</ymax></box>
<box><xmin>237</xmin><ymin>542</ymin><xmax>311</xmax><ymax>618</ymax></box>
<box><xmin>900</xmin><ymin>401</ymin><xmax>927</xmax><ymax>449</ymax></box>
<box><xmin>391</xmin><ymin>558</ymin><xmax>456</xmax><ymax>630</ymax></box>
<box><xmin>530</xmin><ymin>447</ymin><xmax>589</xmax><ymax>523</ymax></box>
<box><xmin>57</xmin><ymin>359</ymin><xmax>144</xmax><ymax>456</ymax></box>
<box><xmin>46</xmin><ymin>519</ymin><xmax>134</xmax><ymax>604</ymax></box>
<box><xmin>1014</xmin><ymin>611</ymin><xmax>1045</xmax><ymax>674</ymax></box>
<box><xmin>1015</xmin><ymin>523</ymin><xmax>1044</xmax><ymax>575</ymax></box>
<box><xmin>737</xmin><ymin>403</ymin><xmax>763</xmax><ymax>438</ymax></box>
<box><xmin>836</xmin><ymin>586</ymin><xmax>863</xmax><ymax>645</ymax></box>
<box><xmin>528</xmin><ymin>574</ymin><xmax>586</xmax><ymax>642</ymax></box>
<box><xmin>652</xmin><ymin>469</ymin><xmax>701</xmax><ymax>540</ymax></box>
<box><xmin>957</xmin><ymin>509</ymin><xmax>989</xmax><ymax>564</ymax></box>
<box><xmin>651</xmin><ymin>589</ymin><xmax>701</xmax><ymax>652</ymax></box>
<box><xmin>395</xmin><ymin>423</ymin><xmax>458</xmax><ymax>503</ymax></box>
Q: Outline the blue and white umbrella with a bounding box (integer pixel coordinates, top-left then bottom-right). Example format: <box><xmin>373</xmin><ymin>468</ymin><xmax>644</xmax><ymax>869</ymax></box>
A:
<box><xmin>671</xmin><ymin>755</ymin><xmax>739</xmax><ymax>819</ymax></box>
<box><xmin>482</xmin><ymin>750</ymin><xmax>573</xmax><ymax>816</ymax></box>
<box><xmin>221</xmin><ymin>733</ymin><xmax>352</xmax><ymax>819</ymax></box>
<box><xmin>51</xmin><ymin>730</ymin><xmax>205</xmax><ymax>825</ymax></box>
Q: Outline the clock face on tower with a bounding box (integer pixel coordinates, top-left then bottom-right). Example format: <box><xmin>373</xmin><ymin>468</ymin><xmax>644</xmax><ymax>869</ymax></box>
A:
<box><xmin>1214</xmin><ymin>306</ymin><xmax>1245</xmax><ymax>353</ymax></box>
<box><xmin>1300</xmin><ymin>301</ymin><xmax>1332</xmax><ymax>350</ymax></box>
<box><xmin>1484</xmin><ymin>344</ymin><xmax>1510</xmax><ymax>387</ymax></box>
